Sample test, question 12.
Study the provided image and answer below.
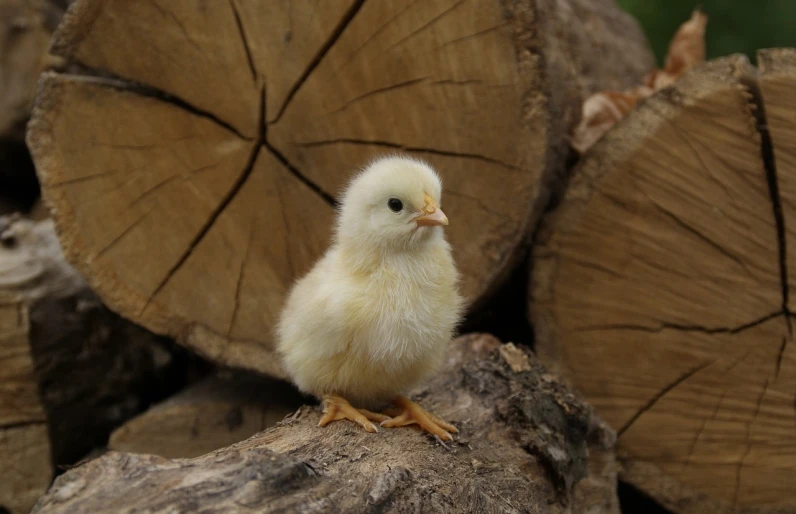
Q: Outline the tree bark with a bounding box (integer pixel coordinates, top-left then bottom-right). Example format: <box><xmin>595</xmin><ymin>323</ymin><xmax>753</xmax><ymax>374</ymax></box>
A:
<box><xmin>26</xmin><ymin>0</ymin><xmax>654</xmax><ymax>379</ymax></box>
<box><xmin>32</xmin><ymin>334</ymin><xmax>621</xmax><ymax>514</ymax></box>
<box><xmin>0</xmin><ymin>215</ymin><xmax>203</xmax><ymax>504</ymax></box>
<box><xmin>530</xmin><ymin>50</ymin><xmax>796</xmax><ymax>513</ymax></box>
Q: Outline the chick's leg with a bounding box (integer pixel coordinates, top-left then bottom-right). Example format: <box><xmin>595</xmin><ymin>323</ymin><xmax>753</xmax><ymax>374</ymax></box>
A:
<box><xmin>318</xmin><ymin>395</ymin><xmax>390</xmax><ymax>433</ymax></box>
<box><xmin>380</xmin><ymin>396</ymin><xmax>458</xmax><ymax>441</ymax></box>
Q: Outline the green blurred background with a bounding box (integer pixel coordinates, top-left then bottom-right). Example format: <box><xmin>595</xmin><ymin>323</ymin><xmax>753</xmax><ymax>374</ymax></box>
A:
<box><xmin>617</xmin><ymin>0</ymin><xmax>796</xmax><ymax>64</ymax></box>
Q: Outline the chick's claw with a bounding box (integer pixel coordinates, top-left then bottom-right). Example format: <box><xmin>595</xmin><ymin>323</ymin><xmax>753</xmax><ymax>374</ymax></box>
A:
<box><xmin>318</xmin><ymin>395</ymin><xmax>389</xmax><ymax>433</ymax></box>
<box><xmin>379</xmin><ymin>396</ymin><xmax>457</xmax><ymax>441</ymax></box>
<box><xmin>425</xmin><ymin>410</ymin><xmax>459</xmax><ymax>434</ymax></box>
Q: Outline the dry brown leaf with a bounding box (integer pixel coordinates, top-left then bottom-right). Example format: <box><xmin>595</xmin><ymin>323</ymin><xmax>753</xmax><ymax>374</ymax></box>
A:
<box><xmin>645</xmin><ymin>9</ymin><xmax>708</xmax><ymax>89</ymax></box>
<box><xmin>571</xmin><ymin>89</ymin><xmax>646</xmax><ymax>154</ymax></box>
<box><xmin>571</xmin><ymin>9</ymin><xmax>707</xmax><ymax>154</ymax></box>
<box><xmin>663</xmin><ymin>9</ymin><xmax>708</xmax><ymax>78</ymax></box>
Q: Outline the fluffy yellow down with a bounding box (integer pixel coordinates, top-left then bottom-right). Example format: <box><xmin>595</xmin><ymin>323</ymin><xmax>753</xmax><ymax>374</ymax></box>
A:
<box><xmin>275</xmin><ymin>156</ymin><xmax>464</xmax><ymax>407</ymax></box>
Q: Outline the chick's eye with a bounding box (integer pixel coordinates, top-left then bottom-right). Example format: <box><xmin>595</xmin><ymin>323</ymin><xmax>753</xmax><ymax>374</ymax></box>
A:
<box><xmin>387</xmin><ymin>198</ymin><xmax>403</xmax><ymax>213</ymax></box>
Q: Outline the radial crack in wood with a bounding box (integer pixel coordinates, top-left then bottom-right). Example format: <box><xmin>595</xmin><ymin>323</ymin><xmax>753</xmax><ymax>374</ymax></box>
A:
<box><xmin>142</xmin><ymin>150</ymin><xmax>334</xmax><ymax>375</ymax></box>
<box><xmin>291</xmin><ymin>137</ymin><xmax>524</xmax><ymax>171</ymax></box>
<box><xmin>50</xmin><ymin>0</ymin><xmax>260</xmax><ymax>136</ymax></box>
<box><xmin>758</xmin><ymin>49</ymin><xmax>796</xmax><ymax>315</ymax></box>
<box><xmin>29</xmin><ymin>0</ymin><xmax>654</xmax><ymax>376</ymax></box>
<box><xmin>227</xmin><ymin>0</ymin><xmax>256</xmax><ymax>85</ymax></box>
<box><xmin>29</xmin><ymin>73</ymin><xmax>254</xmax><ymax>329</ymax></box>
<box><xmin>271</xmin><ymin>0</ymin><xmax>366</xmax><ymax>123</ymax></box>
<box><xmin>143</xmin><ymin>82</ymin><xmax>267</xmax><ymax>313</ymax></box>
<box><xmin>531</xmin><ymin>54</ymin><xmax>796</xmax><ymax>514</ymax></box>
<box><xmin>575</xmin><ymin>310</ymin><xmax>782</xmax><ymax>336</ymax></box>
<box><xmin>263</xmin><ymin>141</ymin><xmax>338</xmax><ymax>207</ymax></box>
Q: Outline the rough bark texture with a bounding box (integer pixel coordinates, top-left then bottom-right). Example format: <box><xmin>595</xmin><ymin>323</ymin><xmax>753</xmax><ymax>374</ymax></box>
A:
<box><xmin>26</xmin><ymin>0</ymin><xmax>653</xmax><ymax>379</ymax></box>
<box><xmin>531</xmin><ymin>51</ymin><xmax>796</xmax><ymax>513</ymax></box>
<box><xmin>32</xmin><ymin>334</ymin><xmax>620</xmax><ymax>514</ymax></box>
<box><xmin>0</xmin><ymin>215</ymin><xmax>202</xmax><ymax>471</ymax></box>
<box><xmin>108</xmin><ymin>372</ymin><xmax>302</xmax><ymax>459</ymax></box>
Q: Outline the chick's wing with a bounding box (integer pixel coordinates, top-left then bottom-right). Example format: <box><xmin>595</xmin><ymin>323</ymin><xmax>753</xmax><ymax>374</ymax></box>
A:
<box><xmin>277</xmin><ymin>252</ymin><xmax>362</xmax><ymax>360</ymax></box>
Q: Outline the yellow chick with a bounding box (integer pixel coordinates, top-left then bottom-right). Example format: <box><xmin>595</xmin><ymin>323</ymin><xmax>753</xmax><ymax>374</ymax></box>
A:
<box><xmin>275</xmin><ymin>155</ymin><xmax>464</xmax><ymax>440</ymax></box>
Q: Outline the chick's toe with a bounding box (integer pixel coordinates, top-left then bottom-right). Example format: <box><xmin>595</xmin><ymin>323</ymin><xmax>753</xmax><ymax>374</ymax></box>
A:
<box><xmin>318</xmin><ymin>395</ymin><xmax>388</xmax><ymax>433</ymax></box>
<box><xmin>379</xmin><ymin>396</ymin><xmax>457</xmax><ymax>441</ymax></box>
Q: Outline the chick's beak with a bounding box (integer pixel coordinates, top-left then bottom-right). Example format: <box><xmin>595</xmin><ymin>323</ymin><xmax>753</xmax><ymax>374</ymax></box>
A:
<box><xmin>414</xmin><ymin>193</ymin><xmax>449</xmax><ymax>227</ymax></box>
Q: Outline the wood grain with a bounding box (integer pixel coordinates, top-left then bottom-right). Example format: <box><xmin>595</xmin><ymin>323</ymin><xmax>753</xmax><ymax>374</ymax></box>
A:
<box><xmin>28</xmin><ymin>0</ymin><xmax>654</xmax><ymax>376</ymax></box>
<box><xmin>0</xmin><ymin>215</ymin><xmax>197</xmax><ymax>501</ymax></box>
<box><xmin>108</xmin><ymin>372</ymin><xmax>299</xmax><ymax>459</ymax></box>
<box><xmin>531</xmin><ymin>54</ymin><xmax>796</xmax><ymax>513</ymax></box>
<box><xmin>51</xmin><ymin>0</ymin><xmax>261</xmax><ymax>137</ymax></box>
<box><xmin>758</xmin><ymin>49</ymin><xmax>796</xmax><ymax>314</ymax></box>
<box><xmin>0</xmin><ymin>294</ymin><xmax>52</xmax><ymax>514</ymax></box>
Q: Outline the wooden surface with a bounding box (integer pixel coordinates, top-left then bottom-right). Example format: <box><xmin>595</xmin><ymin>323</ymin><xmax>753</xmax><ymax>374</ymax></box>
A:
<box><xmin>32</xmin><ymin>334</ymin><xmax>621</xmax><ymax>514</ymax></box>
<box><xmin>0</xmin><ymin>0</ymin><xmax>64</xmax><ymax>141</ymax></box>
<box><xmin>531</xmin><ymin>53</ymin><xmax>796</xmax><ymax>513</ymax></box>
<box><xmin>0</xmin><ymin>215</ymin><xmax>198</xmax><ymax>470</ymax></box>
<box><xmin>27</xmin><ymin>0</ymin><xmax>653</xmax><ymax>377</ymax></box>
<box><xmin>0</xmin><ymin>294</ymin><xmax>52</xmax><ymax>514</ymax></box>
<box><xmin>109</xmin><ymin>372</ymin><xmax>299</xmax><ymax>459</ymax></box>
<box><xmin>758</xmin><ymin>49</ymin><xmax>796</xmax><ymax>314</ymax></box>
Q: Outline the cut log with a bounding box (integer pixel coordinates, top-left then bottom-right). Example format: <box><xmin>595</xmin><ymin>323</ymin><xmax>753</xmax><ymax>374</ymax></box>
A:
<box><xmin>531</xmin><ymin>51</ymin><xmax>796</xmax><ymax>514</ymax></box>
<box><xmin>32</xmin><ymin>334</ymin><xmax>621</xmax><ymax>514</ymax></box>
<box><xmin>26</xmin><ymin>0</ymin><xmax>654</xmax><ymax>377</ymax></box>
<box><xmin>0</xmin><ymin>293</ymin><xmax>52</xmax><ymax>514</ymax></box>
<box><xmin>108</xmin><ymin>372</ymin><xmax>301</xmax><ymax>459</ymax></box>
<box><xmin>0</xmin><ymin>215</ymin><xmax>200</xmax><ymax>471</ymax></box>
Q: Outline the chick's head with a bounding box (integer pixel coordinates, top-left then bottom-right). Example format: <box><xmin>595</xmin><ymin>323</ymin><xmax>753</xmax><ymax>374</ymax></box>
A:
<box><xmin>336</xmin><ymin>156</ymin><xmax>449</xmax><ymax>249</ymax></box>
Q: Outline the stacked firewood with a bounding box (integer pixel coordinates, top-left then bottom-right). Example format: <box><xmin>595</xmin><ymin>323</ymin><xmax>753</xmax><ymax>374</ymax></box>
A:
<box><xmin>2</xmin><ymin>1</ymin><xmax>795</xmax><ymax>513</ymax></box>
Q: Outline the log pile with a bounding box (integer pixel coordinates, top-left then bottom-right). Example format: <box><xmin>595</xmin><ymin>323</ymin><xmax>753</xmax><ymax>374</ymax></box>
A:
<box><xmin>9</xmin><ymin>0</ymin><xmax>655</xmax><ymax>510</ymax></box>
<box><xmin>7</xmin><ymin>0</ymin><xmax>795</xmax><ymax>513</ymax></box>
<box><xmin>532</xmin><ymin>50</ymin><xmax>796</xmax><ymax>513</ymax></box>
<box><xmin>0</xmin><ymin>215</ymin><xmax>199</xmax><ymax>514</ymax></box>
<box><xmin>26</xmin><ymin>0</ymin><xmax>653</xmax><ymax>378</ymax></box>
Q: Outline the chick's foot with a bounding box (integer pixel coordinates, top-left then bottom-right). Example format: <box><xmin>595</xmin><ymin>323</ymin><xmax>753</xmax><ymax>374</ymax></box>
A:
<box><xmin>380</xmin><ymin>396</ymin><xmax>458</xmax><ymax>441</ymax></box>
<box><xmin>318</xmin><ymin>395</ymin><xmax>390</xmax><ymax>433</ymax></box>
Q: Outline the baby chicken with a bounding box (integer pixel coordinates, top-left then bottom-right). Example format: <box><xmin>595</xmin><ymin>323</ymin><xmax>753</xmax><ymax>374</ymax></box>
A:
<box><xmin>276</xmin><ymin>155</ymin><xmax>464</xmax><ymax>441</ymax></box>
